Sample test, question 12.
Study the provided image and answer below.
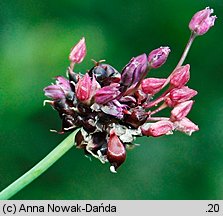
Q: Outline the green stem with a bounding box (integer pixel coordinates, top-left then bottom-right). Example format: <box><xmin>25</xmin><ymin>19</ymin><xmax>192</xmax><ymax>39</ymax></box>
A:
<box><xmin>0</xmin><ymin>128</ymin><xmax>79</xmax><ymax>200</ymax></box>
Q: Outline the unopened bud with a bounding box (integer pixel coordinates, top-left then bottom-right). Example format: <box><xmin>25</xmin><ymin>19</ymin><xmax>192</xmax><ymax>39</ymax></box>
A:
<box><xmin>95</xmin><ymin>83</ymin><xmax>120</xmax><ymax>104</ymax></box>
<box><xmin>174</xmin><ymin>117</ymin><xmax>199</xmax><ymax>136</ymax></box>
<box><xmin>107</xmin><ymin>130</ymin><xmax>126</xmax><ymax>172</ymax></box>
<box><xmin>148</xmin><ymin>46</ymin><xmax>170</xmax><ymax>68</ymax></box>
<box><xmin>141</xmin><ymin>120</ymin><xmax>174</xmax><ymax>137</ymax></box>
<box><xmin>121</xmin><ymin>54</ymin><xmax>148</xmax><ymax>88</ymax></box>
<box><xmin>44</xmin><ymin>85</ymin><xmax>65</xmax><ymax>100</ymax></box>
<box><xmin>189</xmin><ymin>7</ymin><xmax>217</xmax><ymax>36</ymax></box>
<box><xmin>69</xmin><ymin>37</ymin><xmax>86</xmax><ymax>64</ymax></box>
<box><xmin>55</xmin><ymin>76</ymin><xmax>70</xmax><ymax>91</ymax></box>
<box><xmin>165</xmin><ymin>86</ymin><xmax>197</xmax><ymax>107</ymax></box>
<box><xmin>170</xmin><ymin>64</ymin><xmax>190</xmax><ymax>88</ymax></box>
<box><xmin>170</xmin><ymin>100</ymin><xmax>194</xmax><ymax>121</ymax></box>
<box><xmin>75</xmin><ymin>74</ymin><xmax>92</xmax><ymax>104</ymax></box>
<box><xmin>141</xmin><ymin>78</ymin><xmax>166</xmax><ymax>95</ymax></box>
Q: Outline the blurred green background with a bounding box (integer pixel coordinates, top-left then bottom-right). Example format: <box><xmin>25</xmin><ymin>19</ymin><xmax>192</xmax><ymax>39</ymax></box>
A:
<box><xmin>0</xmin><ymin>0</ymin><xmax>223</xmax><ymax>200</ymax></box>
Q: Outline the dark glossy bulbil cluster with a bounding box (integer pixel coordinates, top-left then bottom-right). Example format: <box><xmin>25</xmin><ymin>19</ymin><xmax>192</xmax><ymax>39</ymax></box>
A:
<box><xmin>44</xmin><ymin>7</ymin><xmax>216</xmax><ymax>172</ymax></box>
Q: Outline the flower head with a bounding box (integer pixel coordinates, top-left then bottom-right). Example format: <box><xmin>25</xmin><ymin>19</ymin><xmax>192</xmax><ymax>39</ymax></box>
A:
<box><xmin>43</xmin><ymin>6</ymin><xmax>211</xmax><ymax>172</ymax></box>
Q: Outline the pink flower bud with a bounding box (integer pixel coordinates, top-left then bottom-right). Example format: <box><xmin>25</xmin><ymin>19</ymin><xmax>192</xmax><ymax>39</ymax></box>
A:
<box><xmin>189</xmin><ymin>7</ymin><xmax>217</xmax><ymax>36</ymax></box>
<box><xmin>170</xmin><ymin>100</ymin><xmax>194</xmax><ymax>121</ymax></box>
<box><xmin>170</xmin><ymin>64</ymin><xmax>190</xmax><ymax>88</ymax></box>
<box><xmin>44</xmin><ymin>85</ymin><xmax>65</xmax><ymax>100</ymax></box>
<box><xmin>165</xmin><ymin>86</ymin><xmax>198</xmax><ymax>107</ymax></box>
<box><xmin>174</xmin><ymin>117</ymin><xmax>199</xmax><ymax>136</ymax></box>
<box><xmin>148</xmin><ymin>46</ymin><xmax>170</xmax><ymax>68</ymax></box>
<box><xmin>95</xmin><ymin>83</ymin><xmax>120</xmax><ymax>104</ymax></box>
<box><xmin>69</xmin><ymin>37</ymin><xmax>86</xmax><ymax>64</ymax></box>
<box><xmin>141</xmin><ymin>120</ymin><xmax>174</xmax><ymax>137</ymax></box>
<box><xmin>141</xmin><ymin>78</ymin><xmax>166</xmax><ymax>95</ymax></box>
<box><xmin>107</xmin><ymin>130</ymin><xmax>126</xmax><ymax>172</ymax></box>
<box><xmin>44</xmin><ymin>76</ymin><xmax>72</xmax><ymax>100</ymax></box>
<box><xmin>75</xmin><ymin>74</ymin><xmax>93</xmax><ymax>103</ymax></box>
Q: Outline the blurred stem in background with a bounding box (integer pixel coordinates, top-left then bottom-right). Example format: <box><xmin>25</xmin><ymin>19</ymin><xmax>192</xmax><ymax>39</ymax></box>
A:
<box><xmin>0</xmin><ymin>129</ymin><xmax>79</xmax><ymax>200</ymax></box>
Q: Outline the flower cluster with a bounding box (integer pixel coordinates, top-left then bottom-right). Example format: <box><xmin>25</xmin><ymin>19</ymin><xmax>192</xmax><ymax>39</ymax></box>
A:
<box><xmin>44</xmin><ymin>7</ymin><xmax>216</xmax><ymax>172</ymax></box>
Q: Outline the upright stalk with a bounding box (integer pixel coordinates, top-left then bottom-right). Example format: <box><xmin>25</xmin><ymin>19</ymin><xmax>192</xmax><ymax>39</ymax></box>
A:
<box><xmin>175</xmin><ymin>32</ymin><xmax>197</xmax><ymax>69</ymax></box>
<box><xmin>0</xmin><ymin>129</ymin><xmax>79</xmax><ymax>200</ymax></box>
<box><xmin>163</xmin><ymin>32</ymin><xmax>196</xmax><ymax>88</ymax></box>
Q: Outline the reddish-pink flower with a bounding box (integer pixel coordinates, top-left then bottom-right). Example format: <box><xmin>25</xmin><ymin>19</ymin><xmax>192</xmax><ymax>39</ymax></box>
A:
<box><xmin>170</xmin><ymin>64</ymin><xmax>190</xmax><ymax>88</ymax></box>
<box><xmin>189</xmin><ymin>7</ymin><xmax>217</xmax><ymax>35</ymax></box>
<box><xmin>76</xmin><ymin>74</ymin><xmax>91</xmax><ymax>102</ymax></box>
<box><xmin>141</xmin><ymin>78</ymin><xmax>166</xmax><ymax>95</ymax></box>
<box><xmin>165</xmin><ymin>86</ymin><xmax>197</xmax><ymax>107</ymax></box>
<box><xmin>170</xmin><ymin>100</ymin><xmax>194</xmax><ymax>121</ymax></box>
<box><xmin>69</xmin><ymin>37</ymin><xmax>86</xmax><ymax>64</ymax></box>
<box><xmin>141</xmin><ymin>120</ymin><xmax>174</xmax><ymax>137</ymax></box>
<box><xmin>75</xmin><ymin>74</ymin><xmax>100</xmax><ymax>104</ymax></box>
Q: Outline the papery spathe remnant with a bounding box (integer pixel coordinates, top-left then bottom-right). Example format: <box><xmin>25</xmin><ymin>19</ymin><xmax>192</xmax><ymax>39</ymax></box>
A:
<box><xmin>174</xmin><ymin>117</ymin><xmax>199</xmax><ymax>135</ymax></box>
